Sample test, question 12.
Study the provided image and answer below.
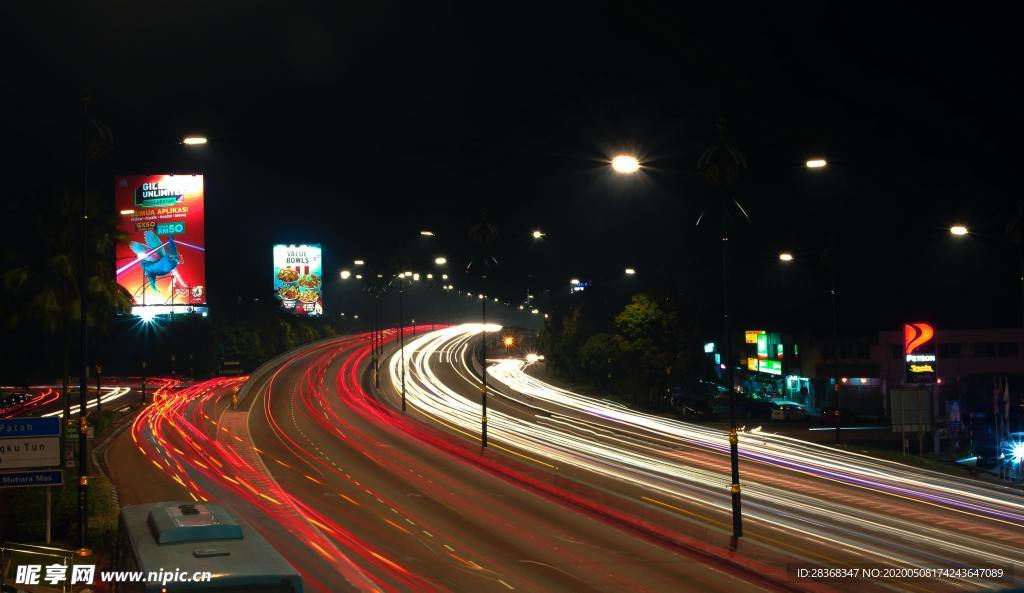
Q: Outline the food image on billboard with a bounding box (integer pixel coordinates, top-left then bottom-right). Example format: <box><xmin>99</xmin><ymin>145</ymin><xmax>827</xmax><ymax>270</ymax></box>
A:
<box><xmin>274</xmin><ymin>244</ymin><xmax>323</xmax><ymax>315</ymax></box>
<box><xmin>115</xmin><ymin>175</ymin><xmax>206</xmax><ymax>306</ymax></box>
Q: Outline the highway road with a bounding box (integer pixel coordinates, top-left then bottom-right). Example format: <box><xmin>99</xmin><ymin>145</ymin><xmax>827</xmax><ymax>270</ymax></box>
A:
<box><xmin>383</xmin><ymin>324</ymin><xmax>1024</xmax><ymax>593</ymax></box>
<box><xmin>127</xmin><ymin>330</ymin><xmax>778</xmax><ymax>593</ymax></box>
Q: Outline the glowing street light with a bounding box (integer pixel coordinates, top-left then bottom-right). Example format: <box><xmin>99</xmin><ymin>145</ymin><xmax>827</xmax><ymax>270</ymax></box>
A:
<box><xmin>435</xmin><ymin>257</ymin><xmax>447</xmax><ymax>265</ymax></box>
<box><xmin>570</xmin><ymin>278</ymin><xmax>580</xmax><ymax>285</ymax></box>
<box><xmin>532</xmin><ymin>230</ymin><xmax>545</xmax><ymax>240</ymax></box>
<box><xmin>442</xmin><ymin>274</ymin><xmax>448</xmax><ymax>280</ymax></box>
<box><xmin>412</xmin><ymin>273</ymin><xmax>420</xmax><ymax>281</ymax></box>
<box><xmin>354</xmin><ymin>260</ymin><xmax>365</xmax><ymax>266</ymax></box>
<box><xmin>950</xmin><ymin>224</ymin><xmax>969</xmax><ymax>237</ymax></box>
<box><xmin>624</xmin><ymin>267</ymin><xmax>636</xmax><ymax>275</ymax></box>
<box><xmin>420</xmin><ymin>230</ymin><xmax>434</xmax><ymax>237</ymax></box>
<box><xmin>426</xmin><ymin>273</ymin><xmax>433</xmax><ymax>279</ymax></box>
<box><xmin>531</xmin><ymin>308</ymin><xmax>539</xmax><ymax>315</ymax></box>
<box><xmin>502</xmin><ymin>336</ymin><xmax>516</xmax><ymax>349</ymax></box>
<box><xmin>779</xmin><ymin>252</ymin><xmax>794</xmax><ymax>262</ymax></box>
<box><xmin>182</xmin><ymin>136</ymin><xmax>208</xmax><ymax>146</ymax></box>
<box><xmin>805</xmin><ymin>158</ymin><xmax>827</xmax><ymax>169</ymax></box>
<box><xmin>340</xmin><ymin>270</ymin><xmax>352</xmax><ymax>279</ymax></box>
<box><xmin>611</xmin><ymin>154</ymin><xmax>641</xmax><ymax>174</ymax></box>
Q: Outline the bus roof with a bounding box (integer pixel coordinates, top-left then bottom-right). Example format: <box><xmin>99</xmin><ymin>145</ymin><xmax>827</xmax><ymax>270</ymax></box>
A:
<box><xmin>120</xmin><ymin>501</ymin><xmax>302</xmax><ymax>592</ymax></box>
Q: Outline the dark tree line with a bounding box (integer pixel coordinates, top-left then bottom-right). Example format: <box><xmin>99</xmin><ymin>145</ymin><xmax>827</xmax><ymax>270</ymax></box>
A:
<box><xmin>539</xmin><ymin>290</ymin><xmax>716</xmax><ymax>409</ymax></box>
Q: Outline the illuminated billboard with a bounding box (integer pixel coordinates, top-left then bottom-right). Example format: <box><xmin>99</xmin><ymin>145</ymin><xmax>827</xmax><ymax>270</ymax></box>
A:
<box><xmin>115</xmin><ymin>175</ymin><xmax>206</xmax><ymax>307</ymax></box>
<box><xmin>904</xmin><ymin>322</ymin><xmax>936</xmax><ymax>383</ymax></box>
<box><xmin>273</xmin><ymin>244</ymin><xmax>323</xmax><ymax>315</ymax></box>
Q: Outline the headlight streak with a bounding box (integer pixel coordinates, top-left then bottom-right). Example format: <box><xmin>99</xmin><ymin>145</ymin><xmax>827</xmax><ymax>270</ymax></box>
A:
<box><xmin>41</xmin><ymin>386</ymin><xmax>133</xmax><ymax>417</ymax></box>
<box><xmin>390</xmin><ymin>326</ymin><xmax>1024</xmax><ymax>591</ymax></box>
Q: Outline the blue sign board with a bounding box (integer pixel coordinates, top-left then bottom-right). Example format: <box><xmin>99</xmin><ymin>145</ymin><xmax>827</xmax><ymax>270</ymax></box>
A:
<box><xmin>0</xmin><ymin>469</ymin><xmax>64</xmax><ymax>488</ymax></box>
<box><xmin>0</xmin><ymin>418</ymin><xmax>60</xmax><ymax>439</ymax></box>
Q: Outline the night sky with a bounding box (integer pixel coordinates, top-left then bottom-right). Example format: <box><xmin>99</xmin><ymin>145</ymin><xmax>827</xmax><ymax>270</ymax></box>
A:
<box><xmin>7</xmin><ymin>3</ymin><xmax>1022</xmax><ymax>333</ymax></box>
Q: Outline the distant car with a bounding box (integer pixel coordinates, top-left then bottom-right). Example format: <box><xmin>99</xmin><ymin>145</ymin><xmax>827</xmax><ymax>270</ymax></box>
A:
<box><xmin>819</xmin><ymin>407</ymin><xmax>858</xmax><ymax>423</ymax></box>
<box><xmin>771</xmin><ymin>403</ymin><xmax>808</xmax><ymax>422</ymax></box>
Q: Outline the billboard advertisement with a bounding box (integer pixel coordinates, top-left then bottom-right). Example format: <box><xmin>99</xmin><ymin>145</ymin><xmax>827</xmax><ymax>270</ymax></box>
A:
<box><xmin>115</xmin><ymin>175</ymin><xmax>206</xmax><ymax>307</ymax></box>
<box><xmin>273</xmin><ymin>244</ymin><xmax>323</xmax><ymax>315</ymax></box>
<box><xmin>904</xmin><ymin>322</ymin><xmax>936</xmax><ymax>383</ymax></box>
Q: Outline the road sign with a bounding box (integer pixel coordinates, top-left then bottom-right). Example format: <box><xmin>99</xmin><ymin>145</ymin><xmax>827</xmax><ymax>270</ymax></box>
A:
<box><xmin>0</xmin><ymin>436</ymin><xmax>60</xmax><ymax>470</ymax></box>
<box><xmin>0</xmin><ymin>417</ymin><xmax>61</xmax><ymax>439</ymax></box>
<box><xmin>0</xmin><ymin>469</ymin><xmax>64</xmax><ymax>488</ymax></box>
<box><xmin>65</xmin><ymin>425</ymin><xmax>95</xmax><ymax>439</ymax></box>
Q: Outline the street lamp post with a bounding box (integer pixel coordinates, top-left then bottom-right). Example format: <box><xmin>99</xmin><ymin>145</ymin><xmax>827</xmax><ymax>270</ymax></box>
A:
<box><xmin>481</xmin><ymin>293</ymin><xmax>488</xmax><ymax>448</ymax></box>
<box><xmin>610</xmin><ymin>119</ymin><xmax>747</xmax><ymax>539</ymax></box>
<box><xmin>828</xmin><ymin>235</ymin><xmax>842</xmax><ymax>444</ymax></box>
<box><xmin>468</xmin><ymin>215</ymin><xmax>499</xmax><ymax>448</ymax></box>
<box><xmin>398</xmin><ymin>273</ymin><xmax>406</xmax><ymax>413</ymax></box>
<box><xmin>696</xmin><ymin>120</ymin><xmax>748</xmax><ymax>541</ymax></box>
<box><xmin>780</xmin><ymin>247</ymin><xmax>842</xmax><ymax>443</ymax></box>
<box><xmin>77</xmin><ymin>90</ymin><xmax>91</xmax><ymax>552</ymax></box>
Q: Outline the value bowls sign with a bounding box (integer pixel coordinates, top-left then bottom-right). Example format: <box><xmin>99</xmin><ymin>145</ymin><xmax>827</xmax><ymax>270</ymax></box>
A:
<box><xmin>115</xmin><ymin>175</ymin><xmax>207</xmax><ymax>307</ymax></box>
<box><xmin>904</xmin><ymin>322</ymin><xmax>936</xmax><ymax>383</ymax></box>
<box><xmin>274</xmin><ymin>244</ymin><xmax>323</xmax><ymax>315</ymax></box>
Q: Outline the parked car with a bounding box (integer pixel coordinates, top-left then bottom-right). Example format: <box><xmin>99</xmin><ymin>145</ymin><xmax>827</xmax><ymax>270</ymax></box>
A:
<box><xmin>973</xmin><ymin>443</ymin><xmax>1001</xmax><ymax>469</ymax></box>
<box><xmin>676</xmin><ymin>399</ymin><xmax>714</xmax><ymax>420</ymax></box>
<box><xmin>771</xmin><ymin>403</ymin><xmax>808</xmax><ymax>422</ymax></box>
<box><xmin>742</xmin><ymin>398</ymin><xmax>778</xmax><ymax>420</ymax></box>
<box><xmin>818</xmin><ymin>407</ymin><xmax>858</xmax><ymax>423</ymax></box>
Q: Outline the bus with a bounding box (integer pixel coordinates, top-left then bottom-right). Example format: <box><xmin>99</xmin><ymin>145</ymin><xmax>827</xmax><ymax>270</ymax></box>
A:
<box><xmin>113</xmin><ymin>501</ymin><xmax>302</xmax><ymax>593</ymax></box>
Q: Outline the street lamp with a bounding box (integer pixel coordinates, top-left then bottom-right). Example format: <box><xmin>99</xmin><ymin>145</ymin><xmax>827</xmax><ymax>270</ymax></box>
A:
<box><xmin>435</xmin><ymin>257</ymin><xmax>447</xmax><ymax>265</ymax></box>
<box><xmin>805</xmin><ymin>158</ymin><xmax>827</xmax><ymax>169</ymax></box>
<box><xmin>950</xmin><ymin>224</ymin><xmax>969</xmax><ymax>237</ymax></box>
<box><xmin>611</xmin><ymin>154</ymin><xmax>641</xmax><ymax>174</ymax></box>
<box><xmin>354</xmin><ymin>259</ymin><xmax>365</xmax><ymax>266</ymax></box>
<box><xmin>778</xmin><ymin>252</ymin><xmax>794</xmax><ymax>262</ymax></box>
<box><xmin>340</xmin><ymin>270</ymin><xmax>352</xmax><ymax>279</ymax></box>
<box><xmin>532</xmin><ymin>230</ymin><xmax>545</xmax><ymax>240</ymax></box>
<box><xmin>613</xmin><ymin>119</ymin><xmax>746</xmax><ymax>540</ymax></box>
<box><xmin>182</xmin><ymin>136</ymin><xmax>208</xmax><ymax>145</ymax></box>
<box><xmin>624</xmin><ymin>267</ymin><xmax>636</xmax><ymax>275</ymax></box>
<box><xmin>420</xmin><ymin>230</ymin><xmax>434</xmax><ymax>237</ymax></box>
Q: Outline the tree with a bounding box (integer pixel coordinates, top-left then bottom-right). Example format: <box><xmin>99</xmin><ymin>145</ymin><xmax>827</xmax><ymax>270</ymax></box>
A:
<box><xmin>1</xmin><ymin>188</ymin><xmax>132</xmax><ymax>408</ymax></box>
<box><xmin>578</xmin><ymin>332</ymin><xmax>624</xmax><ymax>392</ymax></box>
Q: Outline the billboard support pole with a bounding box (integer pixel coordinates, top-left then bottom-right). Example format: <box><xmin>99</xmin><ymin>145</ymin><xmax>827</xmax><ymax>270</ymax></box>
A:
<box><xmin>77</xmin><ymin>89</ymin><xmax>90</xmax><ymax>552</ymax></box>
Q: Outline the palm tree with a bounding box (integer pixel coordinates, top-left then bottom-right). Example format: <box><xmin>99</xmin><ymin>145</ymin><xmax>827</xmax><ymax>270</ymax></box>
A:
<box><xmin>2</xmin><ymin>187</ymin><xmax>132</xmax><ymax>416</ymax></box>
